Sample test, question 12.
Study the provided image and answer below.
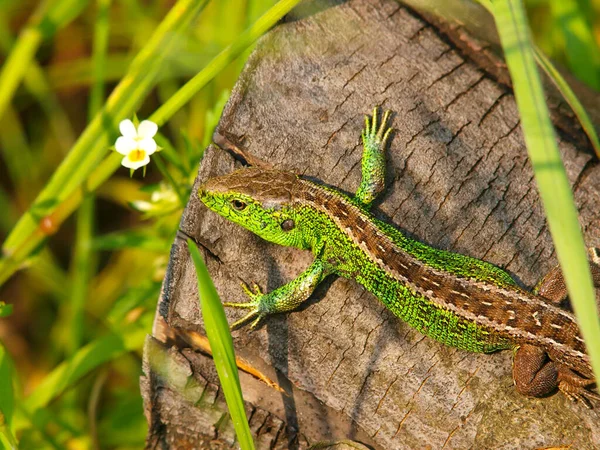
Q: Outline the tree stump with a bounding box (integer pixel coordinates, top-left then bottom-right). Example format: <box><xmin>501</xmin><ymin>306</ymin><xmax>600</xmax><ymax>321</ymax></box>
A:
<box><xmin>141</xmin><ymin>0</ymin><xmax>600</xmax><ymax>448</ymax></box>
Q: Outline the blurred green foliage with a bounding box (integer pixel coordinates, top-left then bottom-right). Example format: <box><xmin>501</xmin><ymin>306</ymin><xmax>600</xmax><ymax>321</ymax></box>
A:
<box><xmin>0</xmin><ymin>0</ymin><xmax>278</xmax><ymax>448</ymax></box>
<box><xmin>526</xmin><ymin>0</ymin><xmax>600</xmax><ymax>90</ymax></box>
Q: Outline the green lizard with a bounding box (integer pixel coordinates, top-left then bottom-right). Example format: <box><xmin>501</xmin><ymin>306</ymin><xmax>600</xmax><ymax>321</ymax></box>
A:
<box><xmin>198</xmin><ymin>108</ymin><xmax>600</xmax><ymax>405</ymax></box>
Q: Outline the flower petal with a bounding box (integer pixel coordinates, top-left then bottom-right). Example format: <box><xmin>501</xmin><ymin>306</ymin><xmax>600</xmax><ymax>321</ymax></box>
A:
<box><xmin>137</xmin><ymin>120</ymin><xmax>158</xmax><ymax>139</ymax></box>
<box><xmin>130</xmin><ymin>200</ymin><xmax>153</xmax><ymax>212</ymax></box>
<box><xmin>119</xmin><ymin>119</ymin><xmax>137</xmax><ymax>138</ymax></box>
<box><xmin>138</xmin><ymin>137</ymin><xmax>157</xmax><ymax>155</ymax></box>
<box><xmin>122</xmin><ymin>153</ymin><xmax>150</xmax><ymax>170</ymax></box>
<box><xmin>115</xmin><ymin>136</ymin><xmax>137</xmax><ymax>155</ymax></box>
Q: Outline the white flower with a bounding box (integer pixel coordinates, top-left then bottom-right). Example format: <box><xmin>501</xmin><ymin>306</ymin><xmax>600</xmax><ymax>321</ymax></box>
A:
<box><xmin>115</xmin><ymin>119</ymin><xmax>158</xmax><ymax>170</ymax></box>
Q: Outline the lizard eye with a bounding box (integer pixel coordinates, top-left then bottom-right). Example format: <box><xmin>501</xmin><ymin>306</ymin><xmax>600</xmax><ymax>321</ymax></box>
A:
<box><xmin>231</xmin><ymin>199</ymin><xmax>247</xmax><ymax>211</ymax></box>
<box><xmin>281</xmin><ymin>219</ymin><xmax>295</xmax><ymax>231</ymax></box>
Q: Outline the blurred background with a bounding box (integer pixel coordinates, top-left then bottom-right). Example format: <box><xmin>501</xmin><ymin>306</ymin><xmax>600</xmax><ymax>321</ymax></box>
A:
<box><xmin>0</xmin><ymin>0</ymin><xmax>598</xmax><ymax>448</ymax></box>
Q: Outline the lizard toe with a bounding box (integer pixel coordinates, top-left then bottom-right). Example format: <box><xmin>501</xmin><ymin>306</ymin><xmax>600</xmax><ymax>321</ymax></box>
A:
<box><xmin>557</xmin><ymin>367</ymin><xmax>599</xmax><ymax>408</ymax></box>
<box><xmin>223</xmin><ymin>300</ymin><xmax>257</xmax><ymax>309</ymax></box>
<box><xmin>230</xmin><ymin>310</ymin><xmax>260</xmax><ymax>331</ymax></box>
<box><xmin>239</xmin><ymin>279</ymin><xmax>264</xmax><ymax>299</ymax></box>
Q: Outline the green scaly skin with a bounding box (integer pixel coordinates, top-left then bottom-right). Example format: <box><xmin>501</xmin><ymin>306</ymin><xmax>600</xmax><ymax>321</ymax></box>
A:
<box><xmin>199</xmin><ymin>109</ymin><xmax>516</xmax><ymax>350</ymax></box>
<box><xmin>198</xmin><ymin>107</ymin><xmax>600</xmax><ymax>404</ymax></box>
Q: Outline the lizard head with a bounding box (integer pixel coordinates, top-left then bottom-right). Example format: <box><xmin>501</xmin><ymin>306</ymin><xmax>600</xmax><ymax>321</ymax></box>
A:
<box><xmin>198</xmin><ymin>167</ymin><xmax>309</xmax><ymax>249</ymax></box>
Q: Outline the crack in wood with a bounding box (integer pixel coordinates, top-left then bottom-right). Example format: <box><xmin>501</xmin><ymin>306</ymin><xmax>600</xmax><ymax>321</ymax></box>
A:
<box><xmin>444</xmin><ymin>74</ymin><xmax>486</xmax><ymax>111</ymax></box>
<box><xmin>342</xmin><ymin>64</ymin><xmax>368</xmax><ymax>90</ymax></box>
<box><xmin>424</xmin><ymin>60</ymin><xmax>466</xmax><ymax>91</ymax></box>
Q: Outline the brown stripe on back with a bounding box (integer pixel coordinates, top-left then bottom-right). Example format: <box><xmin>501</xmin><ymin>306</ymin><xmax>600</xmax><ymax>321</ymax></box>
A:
<box><xmin>295</xmin><ymin>179</ymin><xmax>589</xmax><ymax>374</ymax></box>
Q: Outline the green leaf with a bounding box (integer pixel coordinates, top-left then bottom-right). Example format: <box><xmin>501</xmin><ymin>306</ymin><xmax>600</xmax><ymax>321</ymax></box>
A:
<box><xmin>0</xmin><ymin>343</ymin><xmax>16</xmax><ymax>448</ymax></box>
<box><xmin>186</xmin><ymin>240</ymin><xmax>255</xmax><ymax>450</ymax></box>
<box><xmin>533</xmin><ymin>46</ymin><xmax>600</xmax><ymax>159</ymax></box>
<box><xmin>549</xmin><ymin>0</ymin><xmax>600</xmax><ymax>90</ymax></box>
<box><xmin>0</xmin><ymin>303</ymin><xmax>12</xmax><ymax>318</ymax></box>
<box><xmin>93</xmin><ymin>229</ymin><xmax>169</xmax><ymax>252</ymax></box>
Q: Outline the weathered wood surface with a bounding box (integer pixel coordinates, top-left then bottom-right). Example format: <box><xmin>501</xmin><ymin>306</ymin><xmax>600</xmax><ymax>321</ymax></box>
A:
<box><xmin>141</xmin><ymin>0</ymin><xmax>600</xmax><ymax>448</ymax></box>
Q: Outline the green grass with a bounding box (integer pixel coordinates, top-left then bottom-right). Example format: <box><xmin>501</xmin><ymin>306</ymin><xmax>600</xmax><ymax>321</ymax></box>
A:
<box><xmin>0</xmin><ymin>0</ymin><xmax>599</xmax><ymax>448</ymax></box>
<box><xmin>187</xmin><ymin>240</ymin><xmax>255</xmax><ymax>450</ymax></box>
<box><xmin>0</xmin><ymin>0</ymin><xmax>299</xmax><ymax>447</ymax></box>
<box><xmin>526</xmin><ymin>0</ymin><xmax>600</xmax><ymax>90</ymax></box>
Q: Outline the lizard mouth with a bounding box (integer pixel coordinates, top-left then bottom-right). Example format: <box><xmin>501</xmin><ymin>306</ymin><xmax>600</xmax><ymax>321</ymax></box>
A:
<box><xmin>196</xmin><ymin>186</ymin><xmax>207</xmax><ymax>203</ymax></box>
<box><xmin>197</xmin><ymin>185</ymin><xmax>217</xmax><ymax>209</ymax></box>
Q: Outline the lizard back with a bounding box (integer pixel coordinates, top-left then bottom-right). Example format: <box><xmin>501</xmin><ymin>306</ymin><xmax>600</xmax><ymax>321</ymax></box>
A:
<box><xmin>199</xmin><ymin>167</ymin><xmax>591</xmax><ymax>378</ymax></box>
<box><xmin>294</xmin><ymin>177</ymin><xmax>591</xmax><ymax>377</ymax></box>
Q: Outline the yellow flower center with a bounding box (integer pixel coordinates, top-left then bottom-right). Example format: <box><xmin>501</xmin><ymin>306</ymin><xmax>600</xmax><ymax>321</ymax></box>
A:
<box><xmin>129</xmin><ymin>149</ymin><xmax>146</xmax><ymax>162</ymax></box>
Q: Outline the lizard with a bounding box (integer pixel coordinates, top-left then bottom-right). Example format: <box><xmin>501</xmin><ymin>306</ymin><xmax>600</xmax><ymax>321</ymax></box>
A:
<box><xmin>198</xmin><ymin>108</ymin><xmax>600</xmax><ymax>405</ymax></box>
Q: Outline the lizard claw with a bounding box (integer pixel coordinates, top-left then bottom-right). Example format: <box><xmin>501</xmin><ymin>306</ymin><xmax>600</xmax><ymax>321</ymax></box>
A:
<box><xmin>559</xmin><ymin>386</ymin><xmax>599</xmax><ymax>409</ymax></box>
<box><xmin>362</xmin><ymin>107</ymin><xmax>393</xmax><ymax>149</ymax></box>
<box><xmin>222</xmin><ymin>280</ymin><xmax>263</xmax><ymax>309</ymax></box>
<box><xmin>229</xmin><ymin>310</ymin><xmax>263</xmax><ymax>331</ymax></box>
<box><xmin>558</xmin><ymin>367</ymin><xmax>600</xmax><ymax>408</ymax></box>
<box><xmin>240</xmin><ymin>280</ymin><xmax>263</xmax><ymax>297</ymax></box>
<box><xmin>222</xmin><ymin>280</ymin><xmax>266</xmax><ymax>330</ymax></box>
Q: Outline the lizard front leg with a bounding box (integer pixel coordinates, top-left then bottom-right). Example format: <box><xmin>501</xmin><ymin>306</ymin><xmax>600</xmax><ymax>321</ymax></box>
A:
<box><xmin>224</xmin><ymin>257</ymin><xmax>331</xmax><ymax>330</ymax></box>
<box><xmin>355</xmin><ymin>108</ymin><xmax>393</xmax><ymax>208</ymax></box>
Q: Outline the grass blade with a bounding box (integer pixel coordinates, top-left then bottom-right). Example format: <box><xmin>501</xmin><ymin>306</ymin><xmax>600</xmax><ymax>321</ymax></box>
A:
<box><xmin>0</xmin><ymin>343</ymin><xmax>16</xmax><ymax>448</ymax></box>
<box><xmin>151</xmin><ymin>0</ymin><xmax>303</xmax><ymax>124</ymax></box>
<box><xmin>0</xmin><ymin>12</ymin><xmax>77</xmax><ymax>152</ymax></box>
<box><xmin>0</xmin><ymin>0</ymin><xmax>300</xmax><ymax>288</ymax></box>
<box><xmin>491</xmin><ymin>0</ymin><xmax>600</xmax><ymax>382</ymax></box>
<box><xmin>88</xmin><ymin>0</ymin><xmax>112</xmax><ymax>118</ymax></box>
<box><xmin>187</xmin><ymin>239</ymin><xmax>254</xmax><ymax>450</ymax></box>
<box><xmin>533</xmin><ymin>46</ymin><xmax>600</xmax><ymax>159</ymax></box>
<box><xmin>0</xmin><ymin>0</ymin><xmax>89</xmax><ymax>121</ymax></box>
<box><xmin>476</xmin><ymin>0</ymin><xmax>600</xmax><ymax>159</ymax></box>
<box><xmin>0</xmin><ymin>0</ymin><xmax>209</xmax><ymax>287</ymax></box>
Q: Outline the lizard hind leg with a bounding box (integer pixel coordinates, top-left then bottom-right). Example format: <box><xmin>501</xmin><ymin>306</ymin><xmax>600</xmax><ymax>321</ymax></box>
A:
<box><xmin>513</xmin><ymin>344</ymin><xmax>559</xmax><ymax>398</ymax></box>
<box><xmin>513</xmin><ymin>344</ymin><xmax>600</xmax><ymax>407</ymax></box>
<box><xmin>534</xmin><ymin>247</ymin><xmax>600</xmax><ymax>304</ymax></box>
<box><xmin>355</xmin><ymin>107</ymin><xmax>394</xmax><ymax>208</ymax></box>
<box><xmin>557</xmin><ymin>366</ymin><xmax>600</xmax><ymax>408</ymax></box>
